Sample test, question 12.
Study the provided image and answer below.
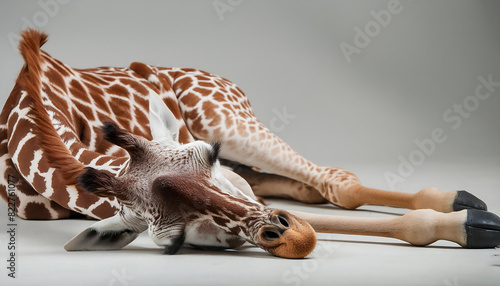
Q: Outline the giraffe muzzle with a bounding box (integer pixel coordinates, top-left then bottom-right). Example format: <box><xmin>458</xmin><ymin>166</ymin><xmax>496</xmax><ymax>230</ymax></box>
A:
<box><xmin>257</xmin><ymin>210</ymin><xmax>317</xmax><ymax>259</ymax></box>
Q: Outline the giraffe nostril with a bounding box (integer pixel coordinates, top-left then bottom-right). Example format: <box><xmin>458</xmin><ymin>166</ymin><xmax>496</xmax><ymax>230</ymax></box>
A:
<box><xmin>278</xmin><ymin>215</ymin><xmax>290</xmax><ymax>228</ymax></box>
<box><xmin>262</xmin><ymin>230</ymin><xmax>281</xmax><ymax>241</ymax></box>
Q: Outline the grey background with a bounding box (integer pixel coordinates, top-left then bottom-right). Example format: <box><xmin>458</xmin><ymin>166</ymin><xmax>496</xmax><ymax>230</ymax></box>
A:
<box><xmin>0</xmin><ymin>1</ymin><xmax>500</xmax><ymax>285</ymax></box>
<box><xmin>1</xmin><ymin>1</ymin><xmax>499</xmax><ymax>172</ymax></box>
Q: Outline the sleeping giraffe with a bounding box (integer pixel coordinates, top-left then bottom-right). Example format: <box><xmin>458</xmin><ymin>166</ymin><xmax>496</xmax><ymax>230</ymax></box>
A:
<box><xmin>1</xmin><ymin>29</ymin><xmax>499</xmax><ymax>258</ymax></box>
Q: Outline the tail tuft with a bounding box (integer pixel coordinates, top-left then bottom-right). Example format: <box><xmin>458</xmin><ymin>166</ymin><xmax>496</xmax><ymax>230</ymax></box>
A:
<box><xmin>19</xmin><ymin>29</ymin><xmax>48</xmax><ymax>76</ymax></box>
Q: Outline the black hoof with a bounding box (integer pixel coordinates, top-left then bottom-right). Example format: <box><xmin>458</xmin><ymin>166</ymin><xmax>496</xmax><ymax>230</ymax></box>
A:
<box><xmin>452</xmin><ymin>190</ymin><xmax>487</xmax><ymax>211</ymax></box>
<box><xmin>464</xmin><ymin>209</ymin><xmax>500</xmax><ymax>248</ymax></box>
<box><xmin>164</xmin><ymin>244</ymin><xmax>183</xmax><ymax>255</ymax></box>
<box><xmin>163</xmin><ymin>233</ymin><xmax>185</xmax><ymax>255</ymax></box>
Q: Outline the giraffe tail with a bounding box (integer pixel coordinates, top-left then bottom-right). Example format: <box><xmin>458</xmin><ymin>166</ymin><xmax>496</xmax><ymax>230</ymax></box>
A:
<box><xmin>18</xmin><ymin>29</ymin><xmax>85</xmax><ymax>184</ymax></box>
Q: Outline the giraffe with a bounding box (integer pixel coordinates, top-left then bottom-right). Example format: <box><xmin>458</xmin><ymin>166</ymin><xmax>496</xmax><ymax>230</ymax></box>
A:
<box><xmin>1</xmin><ymin>30</ymin><xmax>499</xmax><ymax>257</ymax></box>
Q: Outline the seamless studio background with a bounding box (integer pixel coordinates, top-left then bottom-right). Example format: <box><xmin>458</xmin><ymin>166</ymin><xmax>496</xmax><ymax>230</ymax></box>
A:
<box><xmin>0</xmin><ymin>1</ymin><xmax>499</xmax><ymax>285</ymax></box>
<box><xmin>1</xmin><ymin>1</ymin><xmax>499</xmax><ymax>169</ymax></box>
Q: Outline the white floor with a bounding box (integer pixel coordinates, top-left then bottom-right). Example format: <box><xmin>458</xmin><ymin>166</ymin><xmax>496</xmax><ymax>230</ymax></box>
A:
<box><xmin>1</xmin><ymin>163</ymin><xmax>499</xmax><ymax>286</ymax></box>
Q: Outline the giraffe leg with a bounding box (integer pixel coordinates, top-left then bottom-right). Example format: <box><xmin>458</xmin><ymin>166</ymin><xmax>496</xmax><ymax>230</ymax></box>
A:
<box><xmin>175</xmin><ymin>76</ymin><xmax>488</xmax><ymax>212</ymax></box>
<box><xmin>290</xmin><ymin>208</ymin><xmax>500</xmax><ymax>248</ymax></box>
<box><xmin>1</xmin><ymin>95</ymin><xmax>74</xmax><ymax>219</ymax></box>
<box><xmin>223</xmin><ymin>161</ymin><xmax>326</xmax><ymax>204</ymax></box>
<box><xmin>0</xmin><ymin>154</ymin><xmax>74</xmax><ymax>219</ymax></box>
<box><xmin>223</xmin><ymin>126</ymin><xmax>486</xmax><ymax>212</ymax></box>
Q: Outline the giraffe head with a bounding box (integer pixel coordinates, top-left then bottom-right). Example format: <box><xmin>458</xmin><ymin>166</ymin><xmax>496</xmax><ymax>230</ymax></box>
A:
<box><xmin>64</xmin><ymin>92</ymin><xmax>316</xmax><ymax>258</ymax></box>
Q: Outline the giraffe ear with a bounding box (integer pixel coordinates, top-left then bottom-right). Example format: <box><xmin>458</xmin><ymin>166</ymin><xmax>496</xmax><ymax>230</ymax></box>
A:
<box><xmin>148</xmin><ymin>91</ymin><xmax>180</xmax><ymax>146</ymax></box>
<box><xmin>64</xmin><ymin>212</ymin><xmax>144</xmax><ymax>251</ymax></box>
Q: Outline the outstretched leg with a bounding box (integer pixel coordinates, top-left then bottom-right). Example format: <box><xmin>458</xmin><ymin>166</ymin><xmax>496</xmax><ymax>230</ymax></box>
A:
<box><xmin>291</xmin><ymin>208</ymin><xmax>500</xmax><ymax>248</ymax></box>
<box><xmin>174</xmin><ymin>72</ymin><xmax>487</xmax><ymax>212</ymax></box>
<box><xmin>220</xmin><ymin>123</ymin><xmax>485</xmax><ymax>212</ymax></box>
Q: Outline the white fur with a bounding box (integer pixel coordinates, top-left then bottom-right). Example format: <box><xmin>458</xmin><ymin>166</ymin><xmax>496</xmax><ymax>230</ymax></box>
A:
<box><xmin>148</xmin><ymin>91</ymin><xmax>180</xmax><ymax>146</ymax></box>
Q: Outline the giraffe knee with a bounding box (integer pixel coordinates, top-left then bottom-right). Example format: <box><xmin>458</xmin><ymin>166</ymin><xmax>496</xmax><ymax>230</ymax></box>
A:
<box><xmin>321</xmin><ymin>180</ymin><xmax>363</xmax><ymax>209</ymax></box>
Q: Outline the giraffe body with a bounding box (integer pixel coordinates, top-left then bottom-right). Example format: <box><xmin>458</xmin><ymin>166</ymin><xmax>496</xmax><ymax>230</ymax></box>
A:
<box><xmin>0</xmin><ymin>46</ymin><xmax>252</xmax><ymax>219</ymax></box>
<box><xmin>1</xmin><ymin>30</ymin><xmax>500</xmax><ymax>257</ymax></box>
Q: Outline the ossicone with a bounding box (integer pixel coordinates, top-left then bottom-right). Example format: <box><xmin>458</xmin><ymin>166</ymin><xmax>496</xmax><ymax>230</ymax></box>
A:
<box><xmin>101</xmin><ymin>121</ymin><xmax>145</xmax><ymax>157</ymax></box>
<box><xmin>77</xmin><ymin>167</ymin><xmax>125</xmax><ymax>201</ymax></box>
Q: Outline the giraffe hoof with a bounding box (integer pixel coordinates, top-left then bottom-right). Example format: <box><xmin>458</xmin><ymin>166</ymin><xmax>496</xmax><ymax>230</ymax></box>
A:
<box><xmin>464</xmin><ymin>209</ymin><xmax>500</xmax><ymax>248</ymax></box>
<box><xmin>164</xmin><ymin>244</ymin><xmax>183</xmax><ymax>255</ymax></box>
<box><xmin>161</xmin><ymin>233</ymin><xmax>186</xmax><ymax>255</ymax></box>
<box><xmin>452</xmin><ymin>190</ymin><xmax>487</xmax><ymax>211</ymax></box>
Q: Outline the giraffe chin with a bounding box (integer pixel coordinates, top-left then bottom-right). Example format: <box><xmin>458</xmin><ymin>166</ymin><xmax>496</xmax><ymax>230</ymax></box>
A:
<box><xmin>257</xmin><ymin>210</ymin><xmax>317</xmax><ymax>259</ymax></box>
